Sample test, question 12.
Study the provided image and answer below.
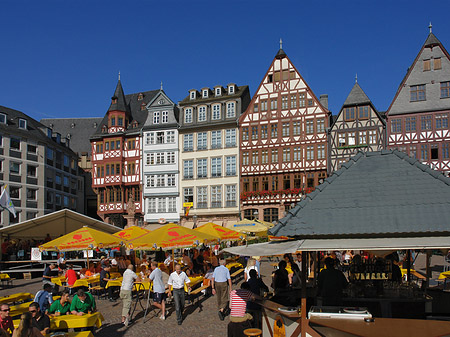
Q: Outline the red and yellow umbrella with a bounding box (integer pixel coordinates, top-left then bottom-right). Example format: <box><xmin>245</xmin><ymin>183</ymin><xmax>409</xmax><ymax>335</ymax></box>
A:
<box><xmin>194</xmin><ymin>222</ymin><xmax>244</xmax><ymax>241</ymax></box>
<box><xmin>113</xmin><ymin>226</ymin><xmax>150</xmax><ymax>242</ymax></box>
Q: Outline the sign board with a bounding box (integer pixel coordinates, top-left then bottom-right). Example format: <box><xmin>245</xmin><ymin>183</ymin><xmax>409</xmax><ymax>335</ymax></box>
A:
<box><xmin>31</xmin><ymin>248</ymin><xmax>42</xmax><ymax>261</ymax></box>
<box><xmin>83</xmin><ymin>250</ymin><xmax>94</xmax><ymax>258</ymax></box>
<box><xmin>159</xmin><ymin>218</ymin><xmax>166</xmax><ymax>224</ymax></box>
<box><xmin>183</xmin><ymin>202</ymin><xmax>193</xmax><ymax>208</ymax></box>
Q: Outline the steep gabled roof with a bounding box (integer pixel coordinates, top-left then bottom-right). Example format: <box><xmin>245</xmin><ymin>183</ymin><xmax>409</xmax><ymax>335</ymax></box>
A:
<box><xmin>343</xmin><ymin>82</ymin><xmax>371</xmax><ymax>107</ymax></box>
<box><xmin>108</xmin><ymin>79</ymin><xmax>129</xmax><ymax>113</ymax></box>
<box><xmin>424</xmin><ymin>32</ymin><xmax>441</xmax><ymax>48</ymax></box>
<box><xmin>269</xmin><ymin>150</ymin><xmax>450</xmax><ymax>238</ymax></box>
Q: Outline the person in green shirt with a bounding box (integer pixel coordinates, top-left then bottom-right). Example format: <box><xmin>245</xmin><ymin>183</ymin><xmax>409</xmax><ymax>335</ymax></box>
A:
<box><xmin>70</xmin><ymin>289</ymin><xmax>96</xmax><ymax>316</ymax></box>
<box><xmin>48</xmin><ymin>290</ymin><xmax>71</xmax><ymax>316</ymax></box>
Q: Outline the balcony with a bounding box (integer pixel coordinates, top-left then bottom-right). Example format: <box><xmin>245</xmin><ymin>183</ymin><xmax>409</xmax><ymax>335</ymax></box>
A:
<box><xmin>225</xmin><ymin>142</ymin><xmax>236</xmax><ymax>148</ymax></box>
<box><xmin>211</xmin><ymin>201</ymin><xmax>222</xmax><ymax>208</ymax></box>
<box><xmin>183</xmin><ymin>175</ymin><xmax>193</xmax><ymax>180</ymax></box>
<box><xmin>226</xmin><ymin>171</ymin><xmax>236</xmax><ymax>176</ymax></box>
<box><xmin>197</xmin><ymin>202</ymin><xmax>208</xmax><ymax>209</ymax></box>
<box><xmin>211</xmin><ymin>144</ymin><xmax>222</xmax><ymax>150</ymax></box>
<box><xmin>183</xmin><ymin>147</ymin><xmax>193</xmax><ymax>152</ymax></box>
<box><xmin>211</xmin><ymin>173</ymin><xmax>222</xmax><ymax>178</ymax></box>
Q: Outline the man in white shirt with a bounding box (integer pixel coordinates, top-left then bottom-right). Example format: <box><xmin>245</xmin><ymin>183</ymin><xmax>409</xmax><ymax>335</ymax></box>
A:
<box><xmin>119</xmin><ymin>264</ymin><xmax>138</xmax><ymax>326</ymax></box>
<box><xmin>149</xmin><ymin>261</ymin><xmax>167</xmax><ymax>320</ymax></box>
<box><xmin>168</xmin><ymin>264</ymin><xmax>191</xmax><ymax>325</ymax></box>
<box><xmin>163</xmin><ymin>252</ymin><xmax>173</xmax><ymax>267</ymax></box>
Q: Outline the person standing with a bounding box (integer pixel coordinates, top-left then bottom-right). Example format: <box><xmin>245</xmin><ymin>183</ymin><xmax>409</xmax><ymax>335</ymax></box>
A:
<box><xmin>100</xmin><ymin>266</ymin><xmax>117</xmax><ymax>302</ymax></box>
<box><xmin>247</xmin><ymin>269</ymin><xmax>269</xmax><ymax>329</ymax></box>
<box><xmin>318</xmin><ymin>257</ymin><xmax>348</xmax><ymax>306</ymax></box>
<box><xmin>167</xmin><ymin>264</ymin><xmax>191</xmax><ymax>325</ymax></box>
<box><xmin>0</xmin><ymin>304</ymin><xmax>14</xmax><ymax>336</ymax></box>
<box><xmin>149</xmin><ymin>261</ymin><xmax>167</xmax><ymax>320</ymax></box>
<box><xmin>120</xmin><ymin>264</ymin><xmax>138</xmax><ymax>326</ymax></box>
<box><xmin>212</xmin><ymin>259</ymin><xmax>232</xmax><ymax>320</ymax></box>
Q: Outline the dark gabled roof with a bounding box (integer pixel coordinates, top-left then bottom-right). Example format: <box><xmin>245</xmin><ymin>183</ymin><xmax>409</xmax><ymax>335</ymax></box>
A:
<box><xmin>343</xmin><ymin>82</ymin><xmax>371</xmax><ymax>107</ymax></box>
<box><xmin>40</xmin><ymin>117</ymin><xmax>103</xmax><ymax>155</ymax></box>
<box><xmin>108</xmin><ymin>80</ymin><xmax>129</xmax><ymax>113</ymax></box>
<box><xmin>424</xmin><ymin>32</ymin><xmax>441</xmax><ymax>47</ymax></box>
<box><xmin>275</xmin><ymin>48</ymin><xmax>287</xmax><ymax>59</ymax></box>
<box><xmin>179</xmin><ymin>85</ymin><xmax>249</xmax><ymax>105</ymax></box>
<box><xmin>270</xmin><ymin>150</ymin><xmax>450</xmax><ymax>238</ymax></box>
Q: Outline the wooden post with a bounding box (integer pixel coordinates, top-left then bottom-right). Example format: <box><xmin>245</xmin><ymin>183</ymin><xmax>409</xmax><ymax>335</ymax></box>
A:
<box><xmin>301</xmin><ymin>251</ymin><xmax>307</xmax><ymax>337</ymax></box>
<box><xmin>86</xmin><ymin>250</ymin><xmax>89</xmax><ymax>269</ymax></box>
<box><xmin>406</xmin><ymin>250</ymin><xmax>411</xmax><ymax>282</ymax></box>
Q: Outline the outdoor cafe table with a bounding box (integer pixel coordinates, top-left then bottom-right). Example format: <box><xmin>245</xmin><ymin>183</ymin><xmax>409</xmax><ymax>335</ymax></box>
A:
<box><xmin>71</xmin><ymin>276</ymin><xmax>100</xmax><ymax>288</ymax></box>
<box><xmin>52</xmin><ymin>276</ymin><xmax>67</xmax><ymax>287</ymax></box>
<box><xmin>9</xmin><ymin>302</ymin><xmax>32</xmax><ymax>317</ymax></box>
<box><xmin>14</xmin><ymin>312</ymin><xmax>105</xmax><ymax>330</ymax></box>
<box><xmin>438</xmin><ymin>270</ymin><xmax>450</xmax><ymax>280</ymax></box>
<box><xmin>226</xmin><ymin>262</ymin><xmax>243</xmax><ymax>270</ymax></box>
<box><xmin>0</xmin><ymin>273</ymin><xmax>10</xmax><ymax>280</ymax></box>
<box><xmin>169</xmin><ymin>276</ymin><xmax>204</xmax><ymax>292</ymax></box>
<box><xmin>46</xmin><ymin>332</ymin><xmax>94</xmax><ymax>337</ymax></box>
<box><xmin>105</xmin><ymin>278</ymin><xmax>152</xmax><ymax>291</ymax></box>
<box><xmin>0</xmin><ymin>292</ymin><xmax>33</xmax><ymax>305</ymax></box>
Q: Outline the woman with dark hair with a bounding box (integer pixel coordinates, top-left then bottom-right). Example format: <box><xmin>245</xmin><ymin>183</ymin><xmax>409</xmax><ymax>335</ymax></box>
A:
<box><xmin>272</xmin><ymin>260</ymin><xmax>289</xmax><ymax>295</ymax></box>
<box><xmin>12</xmin><ymin>312</ymin><xmax>43</xmax><ymax>337</ymax></box>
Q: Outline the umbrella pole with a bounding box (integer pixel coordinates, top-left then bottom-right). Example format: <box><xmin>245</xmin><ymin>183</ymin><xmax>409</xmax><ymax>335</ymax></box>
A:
<box><xmin>86</xmin><ymin>250</ymin><xmax>89</xmax><ymax>269</ymax></box>
<box><xmin>172</xmin><ymin>249</ymin><xmax>175</xmax><ymax>271</ymax></box>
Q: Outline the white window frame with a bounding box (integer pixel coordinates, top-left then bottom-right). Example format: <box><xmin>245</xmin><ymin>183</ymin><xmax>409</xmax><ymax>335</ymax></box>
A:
<box><xmin>226</xmin><ymin>156</ymin><xmax>236</xmax><ymax>176</ymax></box>
<box><xmin>211</xmin><ymin>131</ymin><xmax>222</xmax><ymax>149</ymax></box>
<box><xmin>197</xmin><ymin>158</ymin><xmax>207</xmax><ymax>178</ymax></box>
<box><xmin>184</xmin><ymin>108</ymin><xmax>193</xmax><ymax>123</ymax></box>
<box><xmin>202</xmin><ymin>90</ymin><xmax>208</xmax><ymax>98</ymax></box>
<box><xmin>153</xmin><ymin>111</ymin><xmax>160</xmax><ymax>124</ymax></box>
<box><xmin>225</xmin><ymin>129</ymin><xmax>236</xmax><ymax>147</ymax></box>
<box><xmin>18</xmin><ymin>118</ymin><xmax>27</xmax><ymax>129</ymax></box>
<box><xmin>198</xmin><ymin>106</ymin><xmax>207</xmax><ymax>122</ymax></box>
<box><xmin>212</xmin><ymin>104</ymin><xmax>221</xmax><ymax>120</ymax></box>
<box><xmin>215</xmin><ymin>88</ymin><xmax>221</xmax><ymax>96</ymax></box>
<box><xmin>0</xmin><ymin>114</ymin><xmax>6</xmax><ymax>124</ymax></box>
<box><xmin>211</xmin><ymin>157</ymin><xmax>222</xmax><ymax>177</ymax></box>
<box><xmin>197</xmin><ymin>132</ymin><xmax>207</xmax><ymax>150</ymax></box>
<box><xmin>228</xmin><ymin>85</ymin><xmax>235</xmax><ymax>94</ymax></box>
<box><xmin>162</xmin><ymin>111</ymin><xmax>168</xmax><ymax>123</ymax></box>
<box><xmin>226</xmin><ymin>102</ymin><xmax>235</xmax><ymax>118</ymax></box>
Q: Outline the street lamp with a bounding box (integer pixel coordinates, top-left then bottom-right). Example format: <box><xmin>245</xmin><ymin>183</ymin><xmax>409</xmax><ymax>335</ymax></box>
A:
<box><xmin>193</xmin><ymin>214</ymin><xmax>198</xmax><ymax>229</ymax></box>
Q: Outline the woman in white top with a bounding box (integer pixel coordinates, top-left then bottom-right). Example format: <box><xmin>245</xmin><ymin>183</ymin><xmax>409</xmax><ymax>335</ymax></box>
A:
<box><xmin>244</xmin><ymin>258</ymin><xmax>258</xmax><ymax>281</ymax></box>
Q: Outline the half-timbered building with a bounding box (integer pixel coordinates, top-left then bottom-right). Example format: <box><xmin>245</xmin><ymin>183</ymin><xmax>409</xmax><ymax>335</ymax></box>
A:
<box><xmin>386</xmin><ymin>28</ymin><xmax>450</xmax><ymax>175</ymax></box>
<box><xmin>239</xmin><ymin>45</ymin><xmax>330</xmax><ymax>223</ymax></box>
<box><xmin>178</xmin><ymin>84</ymin><xmax>250</xmax><ymax>227</ymax></box>
<box><xmin>328</xmin><ymin>80</ymin><xmax>386</xmax><ymax>174</ymax></box>
<box><xmin>90</xmin><ymin>78</ymin><xmax>159</xmax><ymax>227</ymax></box>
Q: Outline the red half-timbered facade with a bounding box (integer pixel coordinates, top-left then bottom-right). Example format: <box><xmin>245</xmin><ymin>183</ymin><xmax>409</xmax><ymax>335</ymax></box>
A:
<box><xmin>90</xmin><ymin>79</ymin><xmax>159</xmax><ymax>226</ymax></box>
<box><xmin>239</xmin><ymin>46</ymin><xmax>330</xmax><ymax>223</ymax></box>
<box><xmin>387</xmin><ymin>30</ymin><xmax>450</xmax><ymax>175</ymax></box>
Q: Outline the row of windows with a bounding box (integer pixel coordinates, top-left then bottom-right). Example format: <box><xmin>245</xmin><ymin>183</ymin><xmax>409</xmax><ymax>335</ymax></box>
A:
<box><xmin>98</xmin><ymin>188</ymin><xmax>140</xmax><ymax>204</ymax></box>
<box><xmin>183</xmin><ymin>156</ymin><xmax>237</xmax><ymax>179</ymax></box>
<box><xmin>242</xmin><ymin>145</ymin><xmax>326</xmax><ymax>165</ymax></box>
<box><xmin>8</xmin><ymin>186</ymin><xmax>37</xmax><ymax>201</ymax></box>
<box><xmin>183</xmin><ymin>129</ymin><xmax>237</xmax><ymax>151</ymax></box>
<box><xmin>423</xmin><ymin>58</ymin><xmax>442</xmax><ymax>72</ymax></box>
<box><xmin>184</xmin><ymin>102</ymin><xmax>236</xmax><ymax>123</ymax></box>
<box><xmin>148</xmin><ymin>197</ymin><xmax>177</xmax><ymax>213</ymax></box>
<box><xmin>267</xmin><ymin>70</ymin><xmax>296</xmax><ymax>83</ymax></box>
<box><xmin>190</xmin><ymin>85</ymin><xmax>235</xmax><ymax>100</ymax></box>
<box><xmin>145</xmin><ymin>152</ymin><xmax>176</xmax><ymax>165</ymax></box>
<box><xmin>344</xmin><ymin>106</ymin><xmax>370</xmax><ymax>121</ymax></box>
<box><xmin>390</xmin><ymin>114</ymin><xmax>448</xmax><ymax>133</ymax></box>
<box><xmin>145</xmin><ymin>174</ymin><xmax>177</xmax><ymax>187</ymax></box>
<box><xmin>242</xmin><ymin>172</ymin><xmax>326</xmax><ymax>192</ymax></box>
<box><xmin>46</xmin><ymin>191</ymin><xmax>76</xmax><ymax>208</ymax></box>
<box><xmin>95</xmin><ymin>139</ymin><xmax>136</xmax><ymax>153</ymax></box>
<box><xmin>145</xmin><ymin>131</ymin><xmax>176</xmax><ymax>145</ymax></box>
<box><xmin>242</xmin><ymin>119</ymin><xmax>325</xmax><ymax>141</ymax></box>
<box><xmin>253</xmin><ymin>93</ymin><xmax>314</xmax><ymax>112</ymax></box>
<box><xmin>96</xmin><ymin>163</ymin><xmax>137</xmax><ymax>177</ymax></box>
<box><xmin>183</xmin><ymin>185</ymin><xmax>237</xmax><ymax>209</ymax></box>
<box><xmin>0</xmin><ymin>114</ymin><xmax>27</xmax><ymax>129</ymax></box>
<box><xmin>152</xmin><ymin>111</ymin><xmax>169</xmax><ymax>124</ymax></box>
<box><xmin>338</xmin><ymin>130</ymin><xmax>378</xmax><ymax>147</ymax></box>
<box><xmin>410</xmin><ymin>82</ymin><xmax>450</xmax><ymax>102</ymax></box>
<box><xmin>398</xmin><ymin>142</ymin><xmax>450</xmax><ymax>161</ymax></box>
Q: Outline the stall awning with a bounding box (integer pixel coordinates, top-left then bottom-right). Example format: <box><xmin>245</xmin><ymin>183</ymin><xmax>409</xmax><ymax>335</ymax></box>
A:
<box><xmin>0</xmin><ymin>209</ymin><xmax>121</xmax><ymax>239</ymax></box>
<box><xmin>223</xmin><ymin>236</ymin><xmax>450</xmax><ymax>256</ymax></box>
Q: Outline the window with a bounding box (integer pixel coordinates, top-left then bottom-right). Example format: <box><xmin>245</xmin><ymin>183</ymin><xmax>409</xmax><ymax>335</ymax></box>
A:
<box><xmin>281</xmin><ymin>96</ymin><xmax>288</xmax><ymax>109</ymax></box>
<box><xmin>226</xmin><ymin>185</ymin><xmax>236</xmax><ymax>207</ymax></box>
<box><xmin>226</xmin><ymin>156</ymin><xmax>236</xmax><ymax>176</ymax></box>
<box><xmin>156</xmin><ymin>174</ymin><xmax>165</xmax><ymax>187</ymax></box>
<box><xmin>167</xmin><ymin>174</ymin><xmax>176</xmax><ymax>186</ymax></box>
<box><xmin>338</xmin><ymin>134</ymin><xmax>346</xmax><ymax>147</ymax></box>
<box><xmin>441</xmin><ymin>82</ymin><xmax>450</xmax><ymax>98</ymax></box>
<box><xmin>290</xmin><ymin>95</ymin><xmax>297</xmax><ymax>109</ymax></box>
<box><xmin>421</xmin><ymin>144</ymin><xmax>429</xmax><ymax>161</ymax></box>
<box><xmin>202</xmin><ymin>89</ymin><xmax>208</xmax><ymax>98</ymax></box>
<box><xmin>264</xmin><ymin>208</ymin><xmax>278</xmax><ymax>223</ymax></box>
<box><xmin>162</xmin><ymin>111</ymin><xmax>168</xmax><ymax>123</ymax></box>
<box><xmin>212</xmin><ymin>105</ymin><xmax>221</xmax><ymax>120</ymax></box>
<box><xmin>211</xmin><ymin>131</ymin><xmax>222</xmax><ymax>149</ymax></box>
<box><xmin>10</xmin><ymin>162</ymin><xmax>20</xmax><ymax>174</ymax></box>
<box><xmin>198</xmin><ymin>106</ymin><xmax>207</xmax><ymax>122</ymax></box>
<box><xmin>259</xmin><ymin>150</ymin><xmax>268</xmax><ymax>164</ymax></box>
<box><xmin>317</xmin><ymin>145</ymin><xmax>325</xmax><ymax>159</ymax></box>
<box><xmin>253</xmin><ymin>103</ymin><xmax>258</xmax><ymax>112</ymax></box>
<box><xmin>146</xmin><ymin>175</ymin><xmax>154</xmax><ymax>187</ymax></box>
<box><xmin>211</xmin><ymin>186</ymin><xmax>222</xmax><ymax>208</ymax></box>
<box><xmin>197</xmin><ymin>159</ymin><xmax>207</xmax><ymax>178</ymax></box>
<box><xmin>359</xmin><ymin>131</ymin><xmax>367</xmax><ymax>145</ymax></box>
<box><xmin>307</xmin><ymin>146</ymin><xmax>314</xmax><ymax>160</ymax></box>
<box><xmin>307</xmin><ymin>173</ymin><xmax>315</xmax><ymax>188</ymax></box>
<box><xmin>242</xmin><ymin>127</ymin><xmax>249</xmax><ymax>141</ymax></box>
<box><xmin>156</xmin><ymin>153</ymin><xmax>165</xmax><ymax>165</ymax></box>
<box><xmin>251</xmin><ymin>126</ymin><xmax>258</xmax><ymax>140</ymax></box>
<box><xmin>111</xmin><ymin>117</ymin><xmax>115</xmax><ymax>126</ymax></box>
<box><xmin>184</xmin><ymin>108</ymin><xmax>193</xmax><ymax>123</ymax></box>
<box><xmin>292</xmin><ymin>121</ymin><xmax>301</xmax><ymax>136</ymax></box>
<box><xmin>27</xmin><ymin>188</ymin><xmax>36</xmax><ymax>200</ymax></box>
<box><xmin>197</xmin><ymin>132</ymin><xmax>207</xmax><ymax>150</ymax></box>
<box><xmin>421</xmin><ymin>115</ymin><xmax>432</xmax><ymax>130</ymax></box>
<box><xmin>306</xmin><ymin>119</ymin><xmax>314</xmax><ymax>134</ymax></box>
<box><xmin>345</xmin><ymin>107</ymin><xmax>355</xmax><ymax>120</ymax></box>
<box><xmin>118</xmin><ymin>117</ymin><xmax>123</xmax><ymax>126</ymax></box>
<box><xmin>105</xmin><ymin>142</ymin><xmax>110</xmax><ymax>151</ymax></box>
<box><xmin>211</xmin><ymin>157</ymin><xmax>222</xmax><ymax>177</ymax></box>
<box><xmin>148</xmin><ymin>198</ymin><xmax>157</xmax><ymax>213</ymax></box>
<box><xmin>215</xmin><ymin>87</ymin><xmax>221</xmax><ymax>96</ymax></box>
<box><xmin>242</xmin><ymin>152</ymin><xmax>249</xmax><ymax>165</ymax></box>
<box><xmin>282</xmin><ymin>148</ymin><xmax>290</xmax><ymax>162</ymax></box>
<box><xmin>405</xmin><ymin>117</ymin><xmax>416</xmax><ymax>132</ymax></box>
<box><xmin>391</xmin><ymin>119</ymin><xmax>402</xmax><ymax>133</ymax></box>
<box><xmin>299</xmin><ymin>93</ymin><xmax>306</xmax><ymax>108</ymax></box>
<box><xmin>10</xmin><ymin>186</ymin><xmax>20</xmax><ymax>199</ymax></box>
<box><xmin>271</xmin><ymin>149</ymin><xmax>278</xmax><ymax>163</ymax></box>
<box><xmin>18</xmin><ymin>119</ymin><xmax>27</xmax><ymax>129</ymax></box>
<box><xmin>27</xmin><ymin>165</ymin><xmax>37</xmax><ymax>177</ymax></box>
<box><xmin>0</xmin><ymin>114</ymin><xmax>5</xmax><ymax>124</ymax></box>
<box><xmin>168</xmin><ymin>197</ymin><xmax>176</xmax><ymax>212</ymax></box>
<box><xmin>154</xmin><ymin>131</ymin><xmax>164</xmax><ymax>144</ymax></box>
<box><xmin>358</xmin><ymin>106</ymin><xmax>368</xmax><ymax>119</ymax></box>
<box><xmin>183</xmin><ymin>160</ymin><xmax>193</xmax><ymax>179</ymax></box>
<box><xmin>27</xmin><ymin>144</ymin><xmax>37</xmax><ymax>154</ymax></box>
<box><xmin>348</xmin><ymin>132</ymin><xmax>356</xmax><ymax>146</ymax></box>
<box><xmin>443</xmin><ymin>143</ymin><xmax>449</xmax><ymax>159</ymax></box>
<box><xmin>11</xmin><ymin>137</ymin><xmax>20</xmax><ymax>150</ymax></box>
<box><xmin>225</xmin><ymin>129</ymin><xmax>236</xmax><ymax>147</ymax></box>
<box><xmin>436</xmin><ymin>114</ymin><xmax>449</xmax><ymax>129</ymax></box>
<box><xmin>271</xmin><ymin>176</ymin><xmax>278</xmax><ymax>190</ymax></box>
<box><xmin>283</xmin><ymin>175</ymin><xmax>290</xmax><ymax>189</ymax></box>
<box><xmin>410</xmin><ymin>145</ymin><xmax>417</xmax><ymax>159</ymax></box>
<box><xmin>261</xmin><ymin>100</ymin><xmax>267</xmax><ymax>111</ymax></box>
<box><xmin>411</xmin><ymin>85</ymin><xmax>426</xmax><ymax>102</ymax></box>
<box><xmin>282</xmin><ymin>123</ymin><xmax>290</xmax><ymax>137</ymax></box>
<box><xmin>183</xmin><ymin>134</ymin><xmax>193</xmax><ymax>151</ymax></box>
<box><xmin>167</xmin><ymin>131</ymin><xmax>175</xmax><ymax>143</ymax></box>
<box><xmin>64</xmin><ymin>155</ymin><xmax>69</xmax><ymax>167</ymax></box>
<box><xmin>252</xmin><ymin>151</ymin><xmax>258</xmax><ymax>165</ymax></box>
<box><xmin>190</xmin><ymin>91</ymin><xmax>196</xmax><ymax>100</ymax></box>
<box><xmin>228</xmin><ymin>85</ymin><xmax>235</xmax><ymax>94</ymax></box>
<box><xmin>431</xmin><ymin>144</ymin><xmax>439</xmax><ymax>160</ymax></box>
<box><xmin>153</xmin><ymin>111</ymin><xmax>160</xmax><ymax>124</ymax></box>
<box><xmin>434</xmin><ymin>58</ymin><xmax>442</xmax><ymax>70</ymax></box>
<box><xmin>369</xmin><ymin>130</ymin><xmax>377</xmax><ymax>145</ymax></box>
<box><xmin>262</xmin><ymin>177</ymin><xmax>269</xmax><ymax>190</ymax></box>
<box><xmin>261</xmin><ymin>125</ymin><xmax>268</xmax><ymax>139</ymax></box>
<box><xmin>63</xmin><ymin>176</ymin><xmax>69</xmax><ymax>187</ymax></box>
<box><xmin>197</xmin><ymin>187</ymin><xmax>208</xmax><ymax>209</ymax></box>
<box><xmin>423</xmin><ymin>59</ymin><xmax>431</xmax><ymax>71</ymax></box>
<box><xmin>226</xmin><ymin>102</ymin><xmax>235</xmax><ymax>118</ymax></box>
<box><xmin>294</xmin><ymin>147</ymin><xmax>301</xmax><ymax>161</ymax></box>
<box><xmin>270</xmin><ymin>99</ymin><xmax>277</xmax><ymax>110</ymax></box>
<box><xmin>317</xmin><ymin>119</ymin><xmax>325</xmax><ymax>133</ymax></box>
<box><xmin>271</xmin><ymin>124</ymin><xmax>278</xmax><ymax>138</ymax></box>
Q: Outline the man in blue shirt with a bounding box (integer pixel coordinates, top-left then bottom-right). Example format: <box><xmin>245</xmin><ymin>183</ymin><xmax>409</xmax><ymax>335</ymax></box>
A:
<box><xmin>34</xmin><ymin>283</ymin><xmax>53</xmax><ymax>313</ymax></box>
<box><xmin>212</xmin><ymin>259</ymin><xmax>232</xmax><ymax>320</ymax></box>
<box><xmin>149</xmin><ymin>261</ymin><xmax>167</xmax><ymax>320</ymax></box>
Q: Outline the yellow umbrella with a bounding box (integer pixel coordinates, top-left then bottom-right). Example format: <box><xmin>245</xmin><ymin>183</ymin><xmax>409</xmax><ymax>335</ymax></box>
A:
<box><xmin>113</xmin><ymin>226</ymin><xmax>150</xmax><ymax>241</ymax></box>
<box><xmin>195</xmin><ymin>222</ymin><xmax>245</xmax><ymax>241</ymax></box>
<box><xmin>39</xmin><ymin>226</ymin><xmax>122</xmax><ymax>252</ymax></box>
<box><xmin>129</xmin><ymin>223</ymin><xmax>219</xmax><ymax>250</ymax></box>
<box><xmin>256</xmin><ymin>219</ymin><xmax>275</xmax><ymax>228</ymax></box>
<box><xmin>226</xmin><ymin>218</ymin><xmax>268</xmax><ymax>234</ymax></box>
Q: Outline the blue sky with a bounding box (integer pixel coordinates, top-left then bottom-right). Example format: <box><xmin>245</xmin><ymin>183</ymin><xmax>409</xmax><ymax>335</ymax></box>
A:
<box><xmin>1</xmin><ymin>1</ymin><xmax>449</xmax><ymax>121</ymax></box>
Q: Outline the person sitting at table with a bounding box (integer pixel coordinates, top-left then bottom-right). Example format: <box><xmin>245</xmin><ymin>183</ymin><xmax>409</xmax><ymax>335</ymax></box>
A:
<box><xmin>272</xmin><ymin>260</ymin><xmax>289</xmax><ymax>295</ymax></box>
<box><xmin>163</xmin><ymin>252</ymin><xmax>173</xmax><ymax>267</ymax></box>
<box><xmin>79</xmin><ymin>268</ymin><xmax>87</xmax><ymax>279</ymax></box>
<box><xmin>100</xmin><ymin>266</ymin><xmax>117</xmax><ymax>302</ymax></box>
<box><xmin>94</xmin><ymin>262</ymin><xmax>102</xmax><ymax>274</ymax></box>
<box><xmin>42</xmin><ymin>264</ymin><xmax>56</xmax><ymax>287</ymax></box>
<box><xmin>65</xmin><ymin>264</ymin><xmax>78</xmax><ymax>289</ymax></box>
<box><xmin>149</xmin><ymin>261</ymin><xmax>167</xmax><ymax>320</ymax></box>
<box><xmin>28</xmin><ymin>302</ymin><xmax>50</xmax><ymax>335</ymax></box>
<box><xmin>194</xmin><ymin>250</ymin><xmax>206</xmax><ymax>274</ymax></box>
<box><xmin>386</xmin><ymin>253</ymin><xmax>402</xmax><ymax>283</ymax></box>
<box><xmin>70</xmin><ymin>289</ymin><xmax>96</xmax><ymax>316</ymax></box>
<box><xmin>34</xmin><ymin>284</ymin><xmax>53</xmax><ymax>314</ymax></box>
<box><xmin>12</xmin><ymin>312</ymin><xmax>43</xmax><ymax>337</ymax></box>
<box><xmin>48</xmin><ymin>290</ymin><xmax>71</xmax><ymax>316</ymax></box>
<box><xmin>318</xmin><ymin>257</ymin><xmax>348</xmax><ymax>306</ymax></box>
<box><xmin>0</xmin><ymin>304</ymin><xmax>14</xmax><ymax>336</ymax></box>
<box><xmin>210</xmin><ymin>253</ymin><xmax>219</xmax><ymax>267</ymax></box>
<box><xmin>182</xmin><ymin>251</ymin><xmax>193</xmax><ymax>271</ymax></box>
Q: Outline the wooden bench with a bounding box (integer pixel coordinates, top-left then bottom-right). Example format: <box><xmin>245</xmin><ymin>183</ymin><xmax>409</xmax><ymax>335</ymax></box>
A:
<box><xmin>90</xmin><ymin>285</ymin><xmax>106</xmax><ymax>299</ymax></box>
<box><xmin>189</xmin><ymin>279</ymin><xmax>211</xmax><ymax>307</ymax></box>
<box><xmin>231</xmin><ymin>269</ymin><xmax>244</xmax><ymax>284</ymax></box>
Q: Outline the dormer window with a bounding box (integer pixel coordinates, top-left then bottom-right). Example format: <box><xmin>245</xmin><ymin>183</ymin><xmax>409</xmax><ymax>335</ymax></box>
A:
<box><xmin>202</xmin><ymin>89</ymin><xmax>209</xmax><ymax>98</ymax></box>
<box><xmin>141</xmin><ymin>102</ymin><xmax>146</xmax><ymax>111</ymax></box>
<box><xmin>228</xmin><ymin>85</ymin><xmax>235</xmax><ymax>94</ymax></box>
<box><xmin>215</xmin><ymin>87</ymin><xmax>221</xmax><ymax>96</ymax></box>
<box><xmin>18</xmin><ymin>118</ymin><xmax>27</xmax><ymax>129</ymax></box>
<box><xmin>190</xmin><ymin>91</ymin><xmax>196</xmax><ymax>100</ymax></box>
<box><xmin>102</xmin><ymin>125</ymin><xmax>107</xmax><ymax>133</ymax></box>
<box><xmin>0</xmin><ymin>114</ymin><xmax>6</xmax><ymax>124</ymax></box>
<box><xmin>138</xmin><ymin>93</ymin><xmax>144</xmax><ymax>100</ymax></box>
<box><xmin>111</xmin><ymin>97</ymin><xmax>118</xmax><ymax>104</ymax></box>
<box><xmin>132</xmin><ymin>121</ymin><xmax>138</xmax><ymax>128</ymax></box>
<box><xmin>70</xmin><ymin>123</ymin><xmax>75</xmax><ymax>128</ymax></box>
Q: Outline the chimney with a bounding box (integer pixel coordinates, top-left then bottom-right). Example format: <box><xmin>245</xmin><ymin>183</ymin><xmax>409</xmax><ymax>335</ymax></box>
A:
<box><xmin>320</xmin><ymin>94</ymin><xmax>328</xmax><ymax>109</ymax></box>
